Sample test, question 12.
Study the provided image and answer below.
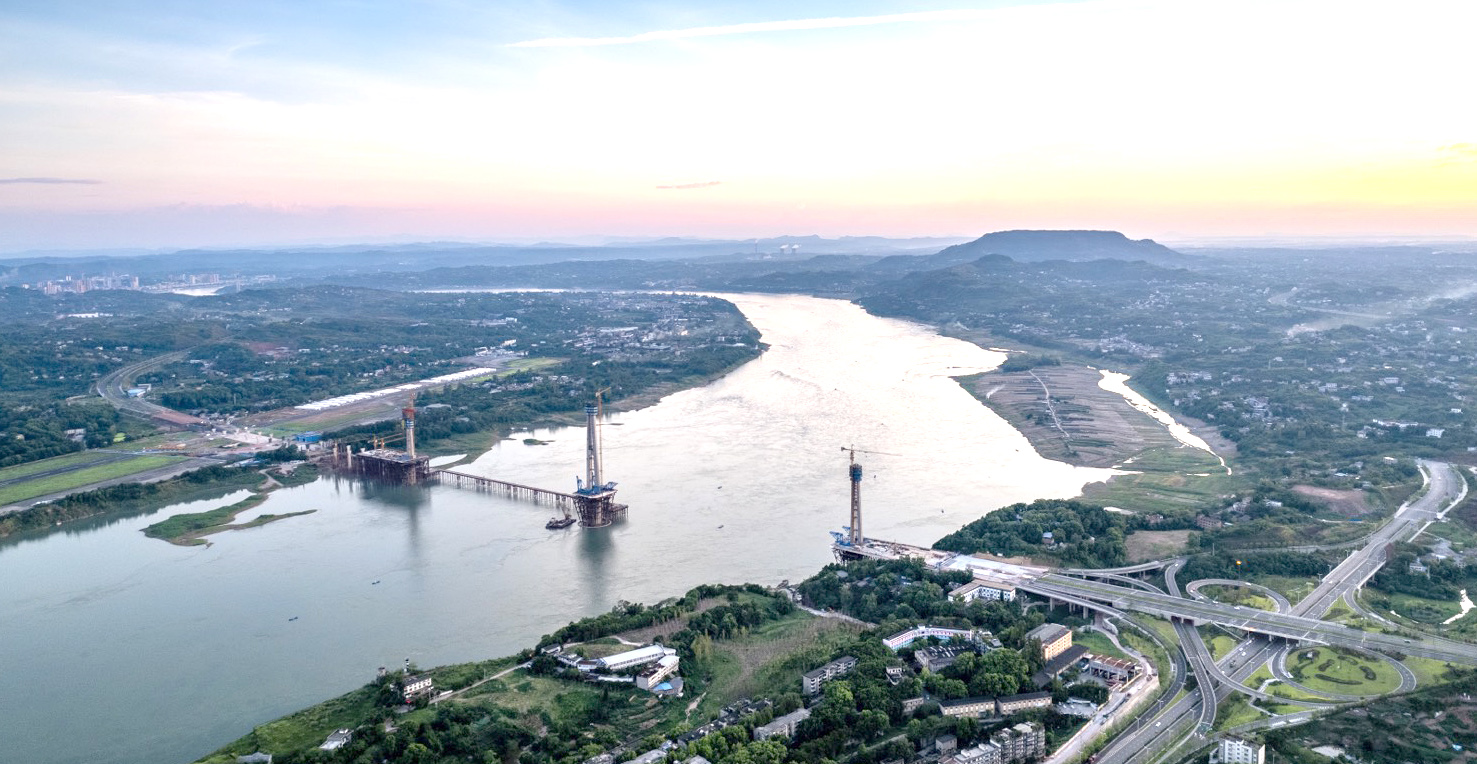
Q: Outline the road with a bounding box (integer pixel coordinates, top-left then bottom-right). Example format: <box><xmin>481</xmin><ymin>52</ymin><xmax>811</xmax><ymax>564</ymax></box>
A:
<box><xmin>1084</xmin><ymin>460</ymin><xmax>1468</xmax><ymax>764</ymax></box>
<box><xmin>95</xmin><ymin>351</ymin><xmax>208</xmax><ymax>427</ymax></box>
<box><xmin>1026</xmin><ymin>575</ymin><xmax>1477</xmax><ymax>663</ymax></box>
<box><xmin>1184</xmin><ymin>579</ymin><xmax>1291</xmax><ymax>614</ymax></box>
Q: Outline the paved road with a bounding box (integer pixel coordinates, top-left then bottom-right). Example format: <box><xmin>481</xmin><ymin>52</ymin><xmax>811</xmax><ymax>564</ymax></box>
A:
<box><xmin>95</xmin><ymin>351</ymin><xmax>207</xmax><ymax>427</ymax></box>
<box><xmin>1083</xmin><ymin>460</ymin><xmax>1468</xmax><ymax>763</ymax></box>
<box><xmin>1025</xmin><ymin>575</ymin><xmax>1477</xmax><ymax>664</ymax></box>
<box><xmin>1269</xmin><ymin>643</ymin><xmax>1417</xmax><ymax>700</ymax></box>
<box><xmin>1185</xmin><ymin>579</ymin><xmax>1291</xmax><ymax>614</ymax></box>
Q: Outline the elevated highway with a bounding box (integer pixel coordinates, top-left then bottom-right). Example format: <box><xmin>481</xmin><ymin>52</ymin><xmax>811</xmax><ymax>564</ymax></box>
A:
<box><xmin>1083</xmin><ymin>460</ymin><xmax>1469</xmax><ymax>764</ymax></box>
<box><xmin>1022</xmin><ymin>574</ymin><xmax>1477</xmax><ymax>664</ymax></box>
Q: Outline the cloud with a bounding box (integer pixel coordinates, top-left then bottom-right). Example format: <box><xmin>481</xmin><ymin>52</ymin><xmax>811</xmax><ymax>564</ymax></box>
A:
<box><xmin>1436</xmin><ymin>143</ymin><xmax>1477</xmax><ymax>167</ymax></box>
<box><xmin>0</xmin><ymin>177</ymin><xmax>103</xmax><ymax>185</ymax></box>
<box><xmin>508</xmin><ymin>9</ymin><xmax>993</xmax><ymax>48</ymax></box>
<box><xmin>657</xmin><ymin>181</ymin><xmax>722</xmax><ymax>190</ymax></box>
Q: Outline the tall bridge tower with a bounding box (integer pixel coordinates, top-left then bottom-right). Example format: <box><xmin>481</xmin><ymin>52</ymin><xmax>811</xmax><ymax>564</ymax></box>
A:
<box><xmin>847</xmin><ymin>449</ymin><xmax>864</xmax><ymax>546</ymax></box>
<box><xmin>573</xmin><ymin>394</ymin><xmax>627</xmax><ymax>527</ymax></box>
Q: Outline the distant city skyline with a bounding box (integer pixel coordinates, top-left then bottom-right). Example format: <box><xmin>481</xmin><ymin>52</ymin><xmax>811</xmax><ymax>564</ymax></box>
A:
<box><xmin>2</xmin><ymin>0</ymin><xmax>1474</xmax><ymax>250</ymax></box>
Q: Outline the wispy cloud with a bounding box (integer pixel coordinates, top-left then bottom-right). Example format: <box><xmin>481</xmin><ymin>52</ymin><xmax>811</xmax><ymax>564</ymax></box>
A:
<box><xmin>509</xmin><ymin>9</ymin><xmax>993</xmax><ymax>48</ymax></box>
<box><xmin>657</xmin><ymin>181</ymin><xmax>722</xmax><ymax>190</ymax></box>
<box><xmin>1436</xmin><ymin>143</ymin><xmax>1477</xmax><ymax>167</ymax></box>
<box><xmin>0</xmin><ymin>177</ymin><xmax>103</xmax><ymax>185</ymax></box>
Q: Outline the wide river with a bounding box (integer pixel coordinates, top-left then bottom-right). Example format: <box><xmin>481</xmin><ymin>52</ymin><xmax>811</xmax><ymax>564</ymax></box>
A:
<box><xmin>0</xmin><ymin>293</ymin><xmax>1118</xmax><ymax>764</ymax></box>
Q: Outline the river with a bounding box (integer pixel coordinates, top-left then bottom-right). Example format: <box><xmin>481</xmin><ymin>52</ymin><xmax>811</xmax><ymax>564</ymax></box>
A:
<box><xmin>0</xmin><ymin>293</ymin><xmax>1118</xmax><ymax>764</ymax></box>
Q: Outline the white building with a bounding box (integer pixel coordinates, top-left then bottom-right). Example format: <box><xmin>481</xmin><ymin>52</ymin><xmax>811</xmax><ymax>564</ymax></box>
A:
<box><xmin>319</xmin><ymin>729</ymin><xmax>353</xmax><ymax>751</ymax></box>
<box><xmin>635</xmin><ymin>655</ymin><xmax>681</xmax><ymax>690</ymax></box>
<box><xmin>598</xmin><ymin>644</ymin><xmax>673</xmax><ymax>671</ymax></box>
<box><xmin>948</xmin><ymin>578</ymin><xmax>1017</xmax><ymax>603</ymax></box>
<box><xmin>629</xmin><ymin>750</ymin><xmax>666</xmax><ymax>764</ymax></box>
<box><xmin>753</xmin><ymin>708</ymin><xmax>811</xmax><ymax>741</ymax></box>
<box><xmin>802</xmin><ymin>655</ymin><xmax>858</xmax><ymax>695</ymax></box>
<box><xmin>1211</xmin><ymin>736</ymin><xmax>1265</xmax><ymax>764</ymax></box>
<box><xmin>402</xmin><ymin>674</ymin><xmax>435</xmax><ymax>702</ymax></box>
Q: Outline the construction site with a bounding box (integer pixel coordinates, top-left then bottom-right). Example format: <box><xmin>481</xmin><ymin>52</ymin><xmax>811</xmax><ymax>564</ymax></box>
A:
<box><xmin>325</xmin><ymin>394</ymin><xmax>626</xmax><ymax>529</ymax></box>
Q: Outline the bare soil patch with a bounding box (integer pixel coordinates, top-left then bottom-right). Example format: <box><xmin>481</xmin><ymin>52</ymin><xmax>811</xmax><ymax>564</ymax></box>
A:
<box><xmin>960</xmin><ymin>364</ymin><xmax>1184</xmax><ymax>468</ymax></box>
<box><xmin>1125</xmin><ymin>530</ymin><xmax>1191</xmax><ymax>562</ymax></box>
<box><xmin>1293</xmin><ymin>486</ymin><xmax>1375</xmax><ymax>518</ymax></box>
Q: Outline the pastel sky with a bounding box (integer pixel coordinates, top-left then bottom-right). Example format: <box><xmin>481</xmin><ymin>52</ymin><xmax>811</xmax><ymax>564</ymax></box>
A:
<box><xmin>2</xmin><ymin>0</ymin><xmax>1475</xmax><ymax>250</ymax></box>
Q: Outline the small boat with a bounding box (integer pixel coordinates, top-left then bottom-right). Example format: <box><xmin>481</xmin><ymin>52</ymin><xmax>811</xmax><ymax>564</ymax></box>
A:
<box><xmin>371</xmin><ymin>580</ymin><xmax>381</xmax><ymax>585</ymax></box>
<box><xmin>717</xmin><ymin>524</ymin><xmax>725</xmax><ymax>529</ymax></box>
<box><xmin>546</xmin><ymin>516</ymin><xmax>576</xmax><ymax>529</ymax></box>
<box><xmin>288</xmin><ymin>616</ymin><xmax>299</xmax><ymax>622</ymax></box>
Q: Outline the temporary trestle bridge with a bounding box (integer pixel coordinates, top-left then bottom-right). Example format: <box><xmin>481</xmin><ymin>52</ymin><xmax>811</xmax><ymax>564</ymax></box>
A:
<box><xmin>332</xmin><ymin>393</ymin><xmax>627</xmax><ymax>528</ymax></box>
<box><xmin>430</xmin><ymin>468</ymin><xmax>628</xmax><ymax>526</ymax></box>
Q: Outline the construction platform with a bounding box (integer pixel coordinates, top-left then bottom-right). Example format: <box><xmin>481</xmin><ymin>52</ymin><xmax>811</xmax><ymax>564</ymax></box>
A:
<box><xmin>346</xmin><ymin>448</ymin><xmax>432</xmax><ymax>485</ymax></box>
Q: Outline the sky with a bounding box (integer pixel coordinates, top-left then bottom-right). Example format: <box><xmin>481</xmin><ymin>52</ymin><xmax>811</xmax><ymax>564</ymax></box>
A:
<box><xmin>2</xmin><ymin>0</ymin><xmax>1475</xmax><ymax>250</ymax></box>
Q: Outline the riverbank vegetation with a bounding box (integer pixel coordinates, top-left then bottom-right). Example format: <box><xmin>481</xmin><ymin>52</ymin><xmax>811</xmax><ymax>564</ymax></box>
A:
<box><xmin>196</xmin><ymin>552</ymin><xmax>1104</xmax><ymax>764</ymax></box>
<box><xmin>0</xmin><ymin>449</ymin><xmax>314</xmax><ymax>540</ymax></box>
<box><xmin>0</xmin><ymin>462</ymin><xmax>260</xmax><ymax>538</ymax></box>
<box><xmin>141</xmin><ymin>490</ymin><xmax>316</xmax><ymax>546</ymax></box>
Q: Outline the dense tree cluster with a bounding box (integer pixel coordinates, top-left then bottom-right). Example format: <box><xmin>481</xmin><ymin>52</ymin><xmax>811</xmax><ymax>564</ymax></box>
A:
<box><xmin>0</xmin><ymin>401</ymin><xmax>128</xmax><ymax>468</ymax></box>
<box><xmin>1370</xmin><ymin>542</ymin><xmax>1474</xmax><ymax>601</ymax></box>
<box><xmin>796</xmin><ymin>558</ymin><xmax>1050</xmax><ymax>651</ymax></box>
<box><xmin>536</xmin><ymin>584</ymin><xmax>778</xmax><ymax>650</ymax></box>
<box><xmin>933</xmin><ymin>498</ymin><xmax>1143</xmax><ymax>568</ymax></box>
<box><xmin>1179</xmin><ymin>550</ymin><xmax>1335</xmax><ymax>581</ymax></box>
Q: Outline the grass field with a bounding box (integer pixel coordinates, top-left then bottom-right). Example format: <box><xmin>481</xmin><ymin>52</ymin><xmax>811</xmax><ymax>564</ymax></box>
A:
<box><xmin>1120</xmin><ymin>620</ymin><xmax>1173</xmax><ymax>694</ymax></box>
<box><xmin>1403</xmin><ymin>656</ymin><xmax>1459</xmax><ymax>687</ymax></box>
<box><xmin>1263</xmin><ymin>680</ymin><xmax>1327</xmax><ymax>702</ymax></box>
<box><xmin>197</xmin><ymin>685</ymin><xmax>381</xmax><ymax>762</ymax></box>
<box><xmin>1203</xmin><ymin>631</ymin><xmax>1239</xmax><ymax>662</ymax></box>
<box><xmin>1082</xmin><ymin>446</ymin><xmax>1244</xmax><ymax>516</ymax></box>
<box><xmin>1201</xmin><ymin>584</ymin><xmax>1276</xmax><ymax>612</ymax></box>
<box><xmin>1125</xmin><ymin>530</ymin><xmax>1192</xmax><ymax>563</ymax></box>
<box><xmin>702</xmin><ymin>611</ymin><xmax>866</xmax><ymax>713</ymax></box>
<box><xmin>1136</xmin><ymin>615</ymin><xmax>1180</xmax><ymax>649</ymax></box>
<box><xmin>0</xmin><ymin>450</ymin><xmax>119</xmax><ymax>482</ymax></box>
<box><xmin>1244</xmin><ymin>664</ymin><xmax>1274</xmax><ymax>689</ymax></box>
<box><xmin>1251</xmin><ymin>575</ymin><xmax>1319</xmax><ymax>606</ymax></box>
<box><xmin>0</xmin><ymin>454</ymin><xmax>185</xmax><ymax>505</ymax></box>
<box><xmin>1213</xmin><ymin>694</ymin><xmax>1264</xmax><ymax>731</ymax></box>
<box><xmin>1286</xmin><ymin>647</ymin><xmax>1401</xmax><ymax>696</ymax></box>
<box><xmin>1074</xmin><ymin>629</ymin><xmax>1131</xmax><ymax>661</ymax></box>
<box><xmin>1376</xmin><ymin>590</ymin><xmax>1463</xmax><ymax>625</ymax></box>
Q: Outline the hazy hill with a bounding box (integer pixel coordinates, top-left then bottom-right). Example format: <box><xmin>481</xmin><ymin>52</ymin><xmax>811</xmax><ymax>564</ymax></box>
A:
<box><xmin>910</xmin><ymin>229</ymin><xmax>1187</xmax><ymax>268</ymax></box>
<box><xmin>857</xmin><ymin>254</ymin><xmax>1197</xmax><ymax>324</ymax></box>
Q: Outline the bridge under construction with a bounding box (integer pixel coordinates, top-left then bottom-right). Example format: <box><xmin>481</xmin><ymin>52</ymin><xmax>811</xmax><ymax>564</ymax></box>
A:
<box><xmin>328</xmin><ymin>394</ymin><xmax>626</xmax><ymax>528</ymax></box>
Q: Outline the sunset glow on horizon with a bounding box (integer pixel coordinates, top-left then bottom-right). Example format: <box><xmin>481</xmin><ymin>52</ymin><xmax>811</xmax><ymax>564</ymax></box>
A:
<box><xmin>2</xmin><ymin>0</ymin><xmax>1475</xmax><ymax>250</ymax></box>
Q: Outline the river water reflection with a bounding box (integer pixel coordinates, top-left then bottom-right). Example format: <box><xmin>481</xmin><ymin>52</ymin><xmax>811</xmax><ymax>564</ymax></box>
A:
<box><xmin>0</xmin><ymin>293</ymin><xmax>1117</xmax><ymax>764</ymax></box>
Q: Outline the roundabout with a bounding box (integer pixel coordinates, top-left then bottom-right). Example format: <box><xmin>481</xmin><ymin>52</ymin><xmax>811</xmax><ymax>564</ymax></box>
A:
<box><xmin>1270</xmin><ymin>644</ymin><xmax>1415</xmax><ymax>700</ymax></box>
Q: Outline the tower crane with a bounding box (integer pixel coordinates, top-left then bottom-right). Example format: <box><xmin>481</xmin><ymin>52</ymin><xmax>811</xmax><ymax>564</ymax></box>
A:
<box><xmin>839</xmin><ymin>446</ymin><xmax>900</xmax><ymax>547</ymax></box>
